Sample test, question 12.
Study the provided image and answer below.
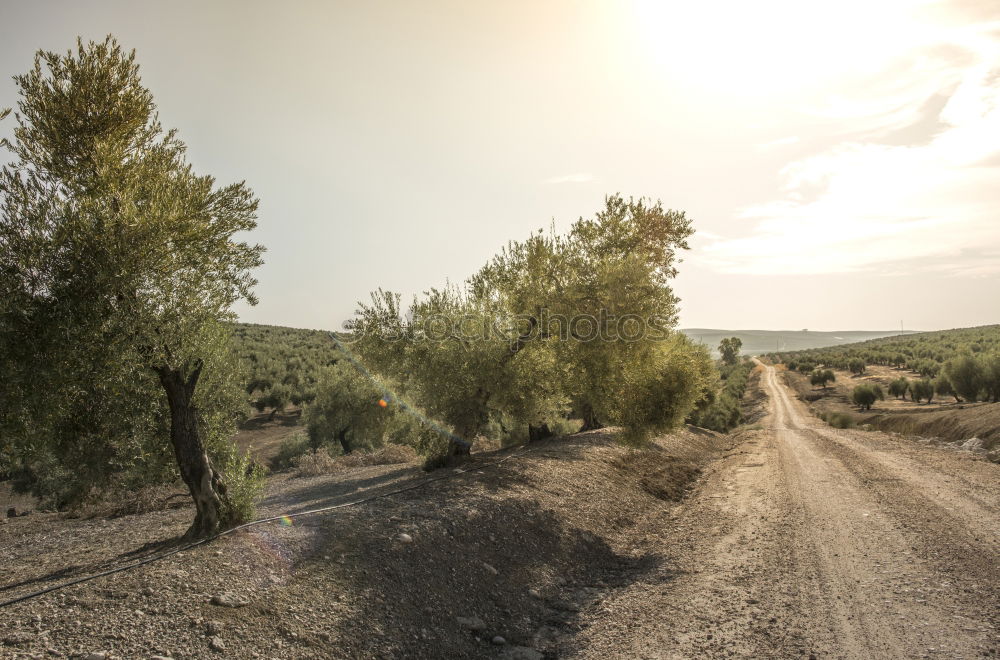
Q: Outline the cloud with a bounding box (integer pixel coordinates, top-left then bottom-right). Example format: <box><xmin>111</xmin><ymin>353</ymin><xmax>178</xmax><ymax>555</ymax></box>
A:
<box><xmin>757</xmin><ymin>136</ymin><xmax>800</xmax><ymax>150</ymax></box>
<box><xmin>541</xmin><ymin>173</ymin><xmax>594</xmax><ymax>184</ymax></box>
<box><xmin>701</xmin><ymin>18</ymin><xmax>1000</xmax><ymax>278</ymax></box>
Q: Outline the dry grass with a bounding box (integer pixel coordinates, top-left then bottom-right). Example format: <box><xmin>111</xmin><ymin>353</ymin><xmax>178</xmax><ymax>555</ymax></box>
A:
<box><xmin>293</xmin><ymin>444</ymin><xmax>419</xmax><ymax>477</ymax></box>
<box><xmin>70</xmin><ymin>483</ymin><xmax>189</xmax><ymax>519</ymax></box>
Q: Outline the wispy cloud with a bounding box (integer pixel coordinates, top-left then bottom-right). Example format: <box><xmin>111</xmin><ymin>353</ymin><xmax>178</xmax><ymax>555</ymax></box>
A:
<box><xmin>701</xmin><ymin>19</ymin><xmax>1000</xmax><ymax>277</ymax></box>
<box><xmin>542</xmin><ymin>173</ymin><xmax>594</xmax><ymax>184</ymax></box>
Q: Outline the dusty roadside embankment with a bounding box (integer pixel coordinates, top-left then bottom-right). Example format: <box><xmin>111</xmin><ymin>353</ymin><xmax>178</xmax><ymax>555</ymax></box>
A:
<box><xmin>1</xmin><ymin>426</ymin><xmax>733</xmax><ymax>659</ymax></box>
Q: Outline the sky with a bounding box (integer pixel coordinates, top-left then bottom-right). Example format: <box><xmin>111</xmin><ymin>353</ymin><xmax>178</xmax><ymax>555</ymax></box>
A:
<box><xmin>1</xmin><ymin>0</ymin><xmax>998</xmax><ymax>332</ymax></box>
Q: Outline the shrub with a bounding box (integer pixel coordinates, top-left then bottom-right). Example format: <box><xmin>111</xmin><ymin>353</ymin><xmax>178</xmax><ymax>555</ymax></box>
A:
<box><xmin>214</xmin><ymin>442</ymin><xmax>267</xmax><ymax>526</ymax></box>
<box><xmin>292</xmin><ymin>443</ymin><xmax>418</xmax><ymax>477</ymax></box>
<box><xmin>368</xmin><ymin>444</ymin><xmax>419</xmax><ymax>465</ymax></box>
<box><xmin>293</xmin><ymin>448</ymin><xmax>340</xmax><ymax>477</ymax></box>
<box><xmin>827</xmin><ymin>412</ymin><xmax>855</xmax><ymax>429</ymax></box>
<box><xmin>271</xmin><ymin>433</ymin><xmax>311</xmax><ymax>471</ymax></box>
<box><xmin>848</xmin><ymin>358</ymin><xmax>866</xmax><ymax>375</ymax></box>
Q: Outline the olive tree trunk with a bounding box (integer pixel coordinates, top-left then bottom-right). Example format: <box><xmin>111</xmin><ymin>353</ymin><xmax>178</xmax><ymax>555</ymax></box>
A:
<box><xmin>528</xmin><ymin>423</ymin><xmax>553</xmax><ymax>442</ymax></box>
<box><xmin>578</xmin><ymin>403</ymin><xmax>603</xmax><ymax>432</ymax></box>
<box><xmin>157</xmin><ymin>362</ymin><xmax>226</xmax><ymax>539</ymax></box>
<box><xmin>337</xmin><ymin>428</ymin><xmax>352</xmax><ymax>455</ymax></box>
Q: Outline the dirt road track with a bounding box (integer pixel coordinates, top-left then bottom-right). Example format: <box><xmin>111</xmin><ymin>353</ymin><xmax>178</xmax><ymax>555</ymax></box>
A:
<box><xmin>570</xmin><ymin>364</ymin><xmax>999</xmax><ymax>659</ymax></box>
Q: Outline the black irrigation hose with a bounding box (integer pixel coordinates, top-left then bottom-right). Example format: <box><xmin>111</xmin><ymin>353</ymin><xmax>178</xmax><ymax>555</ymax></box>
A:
<box><xmin>0</xmin><ymin>445</ymin><xmax>532</xmax><ymax>610</ymax></box>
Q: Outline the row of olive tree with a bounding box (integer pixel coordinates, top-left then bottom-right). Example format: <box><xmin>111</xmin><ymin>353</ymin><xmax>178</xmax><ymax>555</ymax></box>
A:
<box><xmin>687</xmin><ymin>359</ymin><xmax>753</xmax><ymax>432</ymax></box>
<box><xmin>770</xmin><ymin>325</ymin><xmax>1000</xmax><ymax>378</ymax></box>
<box><xmin>345</xmin><ymin>196</ymin><xmax>716</xmax><ymax>460</ymax></box>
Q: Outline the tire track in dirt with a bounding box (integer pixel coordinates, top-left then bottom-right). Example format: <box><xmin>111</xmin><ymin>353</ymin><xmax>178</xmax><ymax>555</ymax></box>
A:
<box><xmin>565</xmin><ymin>363</ymin><xmax>999</xmax><ymax>659</ymax></box>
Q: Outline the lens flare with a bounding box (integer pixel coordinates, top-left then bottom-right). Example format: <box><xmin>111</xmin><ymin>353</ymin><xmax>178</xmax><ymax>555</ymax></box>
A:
<box><xmin>328</xmin><ymin>333</ymin><xmax>471</xmax><ymax>449</ymax></box>
<box><xmin>279</xmin><ymin>515</ymin><xmax>294</xmax><ymax>526</ymax></box>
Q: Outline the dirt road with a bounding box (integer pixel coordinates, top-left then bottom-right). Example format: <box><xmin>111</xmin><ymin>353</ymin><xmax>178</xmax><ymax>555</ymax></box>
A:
<box><xmin>2</xmin><ymin>365</ymin><xmax>997</xmax><ymax>659</ymax></box>
<box><xmin>570</xmin><ymin>364</ymin><xmax>1000</xmax><ymax>659</ymax></box>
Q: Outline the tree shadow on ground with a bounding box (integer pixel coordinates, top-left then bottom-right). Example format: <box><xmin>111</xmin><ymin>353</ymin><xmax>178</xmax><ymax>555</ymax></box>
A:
<box><xmin>263</xmin><ymin>483</ymin><xmax>672</xmax><ymax>659</ymax></box>
<box><xmin>259</xmin><ymin>466</ymin><xmax>420</xmax><ymax>516</ymax></box>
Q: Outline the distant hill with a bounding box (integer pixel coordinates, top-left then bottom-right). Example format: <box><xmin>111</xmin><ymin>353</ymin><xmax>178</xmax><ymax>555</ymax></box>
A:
<box><xmin>680</xmin><ymin>328</ymin><xmax>920</xmax><ymax>356</ymax></box>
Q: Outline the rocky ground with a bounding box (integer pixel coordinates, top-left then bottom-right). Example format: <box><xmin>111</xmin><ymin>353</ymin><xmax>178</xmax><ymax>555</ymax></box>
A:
<box><xmin>0</xmin><ymin>424</ymin><xmax>732</xmax><ymax>659</ymax></box>
<box><xmin>2</xmin><ymin>365</ymin><xmax>997</xmax><ymax>659</ymax></box>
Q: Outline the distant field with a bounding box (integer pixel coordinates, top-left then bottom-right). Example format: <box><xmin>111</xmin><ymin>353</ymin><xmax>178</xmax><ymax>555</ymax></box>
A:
<box><xmin>681</xmin><ymin>328</ymin><xmax>918</xmax><ymax>356</ymax></box>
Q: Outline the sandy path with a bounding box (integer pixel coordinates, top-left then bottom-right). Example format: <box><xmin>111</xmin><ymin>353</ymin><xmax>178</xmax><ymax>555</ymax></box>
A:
<box><xmin>569</xmin><ymin>364</ymin><xmax>1000</xmax><ymax>659</ymax></box>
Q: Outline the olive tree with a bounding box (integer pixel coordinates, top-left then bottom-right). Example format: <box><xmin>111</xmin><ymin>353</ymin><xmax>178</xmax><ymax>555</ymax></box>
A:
<box><xmin>910</xmin><ymin>379</ymin><xmax>935</xmax><ymax>404</ymax></box>
<box><xmin>352</xmin><ymin>284</ymin><xmax>567</xmax><ymax>459</ymax></box>
<box><xmin>263</xmin><ymin>385</ymin><xmax>291</xmax><ymax>421</ymax></box>
<box><xmin>303</xmin><ymin>359</ymin><xmax>399</xmax><ymax>455</ymax></box>
<box><xmin>933</xmin><ymin>375</ymin><xmax>961</xmax><ymax>403</ymax></box>
<box><xmin>887</xmin><ymin>377</ymin><xmax>910</xmax><ymax>400</ymax></box>
<box><xmin>982</xmin><ymin>353</ymin><xmax>1000</xmax><ymax>402</ymax></box>
<box><xmin>352</xmin><ymin>196</ymin><xmax>714</xmax><ymax>460</ymax></box>
<box><xmin>0</xmin><ymin>38</ymin><xmax>264</xmax><ymax>537</ymax></box>
<box><xmin>851</xmin><ymin>383</ymin><xmax>883</xmax><ymax>410</ymax></box>
<box><xmin>719</xmin><ymin>337</ymin><xmax>743</xmax><ymax>365</ymax></box>
<box><xmin>944</xmin><ymin>355</ymin><xmax>984</xmax><ymax>402</ymax></box>
<box><xmin>810</xmin><ymin>369</ymin><xmax>835</xmax><ymax>389</ymax></box>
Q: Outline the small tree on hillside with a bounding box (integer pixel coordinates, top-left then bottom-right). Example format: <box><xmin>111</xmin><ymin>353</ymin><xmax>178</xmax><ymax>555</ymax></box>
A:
<box><xmin>911</xmin><ymin>379</ymin><xmax>935</xmax><ymax>404</ymax></box>
<box><xmin>0</xmin><ymin>39</ymin><xmax>265</xmax><ymax>538</ymax></box>
<box><xmin>719</xmin><ymin>337</ymin><xmax>743</xmax><ymax>366</ymax></box>
<box><xmin>887</xmin><ymin>378</ymin><xmax>910</xmax><ymax>400</ymax></box>
<box><xmin>264</xmin><ymin>385</ymin><xmax>290</xmax><ymax>421</ymax></box>
<box><xmin>303</xmin><ymin>359</ymin><xmax>398</xmax><ymax>455</ymax></box>
<box><xmin>810</xmin><ymin>369</ymin><xmax>835</xmax><ymax>389</ymax></box>
<box><xmin>982</xmin><ymin>354</ymin><xmax>1000</xmax><ymax>402</ymax></box>
<box><xmin>944</xmin><ymin>355</ymin><xmax>984</xmax><ymax>402</ymax></box>
<box><xmin>848</xmin><ymin>358</ymin><xmax>866</xmax><ymax>375</ymax></box>
<box><xmin>851</xmin><ymin>383</ymin><xmax>883</xmax><ymax>410</ymax></box>
<box><xmin>933</xmin><ymin>375</ymin><xmax>961</xmax><ymax>403</ymax></box>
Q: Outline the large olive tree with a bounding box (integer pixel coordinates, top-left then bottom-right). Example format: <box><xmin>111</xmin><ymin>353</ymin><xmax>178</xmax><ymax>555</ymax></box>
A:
<box><xmin>0</xmin><ymin>38</ymin><xmax>264</xmax><ymax>537</ymax></box>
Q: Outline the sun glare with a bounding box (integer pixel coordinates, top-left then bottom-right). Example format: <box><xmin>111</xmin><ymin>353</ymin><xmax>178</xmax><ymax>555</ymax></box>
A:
<box><xmin>630</xmin><ymin>0</ymin><xmax>936</xmax><ymax>99</ymax></box>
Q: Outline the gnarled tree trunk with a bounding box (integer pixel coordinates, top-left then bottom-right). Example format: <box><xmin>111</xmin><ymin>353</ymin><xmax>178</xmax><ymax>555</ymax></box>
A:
<box><xmin>337</xmin><ymin>427</ymin><xmax>352</xmax><ymax>455</ymax></box>
<box><xmin>157</xmin><ymin>361</ymin><xmax>225</xmax><ymax>539</ymax></box>
<box><xmin>579</xmin><ymin>403</ymin><xmax>603</xmax><ymax>432</ymax></box>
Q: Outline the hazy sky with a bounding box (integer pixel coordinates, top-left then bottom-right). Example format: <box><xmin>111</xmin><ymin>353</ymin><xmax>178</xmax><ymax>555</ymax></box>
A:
<box><xmin>2</xmin><ymin>0</ymin><xmax>998</xmax><ymax>331</ymax></box>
